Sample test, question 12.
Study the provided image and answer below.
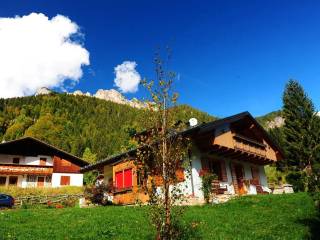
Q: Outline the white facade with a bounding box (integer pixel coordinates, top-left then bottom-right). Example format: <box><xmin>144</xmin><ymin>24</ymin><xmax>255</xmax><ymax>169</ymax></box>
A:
<box><xmin>0</xmin><ymin>154</ymin><xmax>53</xmax><ymax>166</ymax></box>
<box><xmin>52</xmin><ymin>173</ymin><xmax>83</xmax><ymax>187</ymax></box>
<box><xmin>180</xmin><ymin>148</ymin><xmax>269</xmax><ymax>201</ymax></box>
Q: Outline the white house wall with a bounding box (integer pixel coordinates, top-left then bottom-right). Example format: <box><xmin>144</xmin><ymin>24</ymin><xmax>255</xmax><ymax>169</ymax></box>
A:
<box><xmin>25</xmin><ymin>156</ymin><xmax>53</xmax><ymax>166</ymax></box>
<box><xmin>52</xmin><ymin>173</ymin><xmax>83</xmax><ymax>187</ymax></box>
<box><xmin>0</xmin><ymin>154</ymin><xmax>52</xmax><ymax>166</ymax></box>
<box><xmin>189</xmin><ymin>148</ymin><xmax>204</xmax><ymax>199</ymax></box>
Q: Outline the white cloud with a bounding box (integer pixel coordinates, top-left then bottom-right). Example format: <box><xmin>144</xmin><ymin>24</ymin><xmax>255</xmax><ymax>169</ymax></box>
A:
<box><xmin>0</xmin><ymin>13</ymin><xmax>89</xmax><ymax>98</ymax></box>
<box><xmin>114</xmin><ymin>61</ymin><xmax>141</xmax><ymax>93</ymax></box>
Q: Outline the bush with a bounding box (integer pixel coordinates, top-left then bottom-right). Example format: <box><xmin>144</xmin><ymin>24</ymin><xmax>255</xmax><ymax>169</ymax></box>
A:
<box><xmin>199</xmin><ymin>169</ymin><xmax>217</xmax><ymax>203</ymax></box>
<box><xmin>286</xmin><ymin>171</ymin><xmax>306</xmax><ymax>192</ymax></box>
<box><xmin>0</xmin><ymin>186</ymin><xmax>84</xmax><ymax>197</ymax></box>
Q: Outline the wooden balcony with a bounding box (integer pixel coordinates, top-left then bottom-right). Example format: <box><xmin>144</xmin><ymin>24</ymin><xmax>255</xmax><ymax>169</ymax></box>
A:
<box><xmin>233</xmin><ymin>134</ymin><xmax>267</xmax><ymax>157</ymax></box>
<box><xmin>210</xmin><ymin>144</ymin><xmax>272</xmax><ymax>165</ymax></box>
<box><xmin>0</xmin><ymin>164</ymin><xmax>53</xmax><ymax>175</ymax></box>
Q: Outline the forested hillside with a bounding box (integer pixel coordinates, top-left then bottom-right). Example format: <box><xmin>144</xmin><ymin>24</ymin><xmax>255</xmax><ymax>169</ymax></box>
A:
<box><xmin>0</xmin><ymin>93</ymin><xmax>214</xmax><ymax>160</ymax></box>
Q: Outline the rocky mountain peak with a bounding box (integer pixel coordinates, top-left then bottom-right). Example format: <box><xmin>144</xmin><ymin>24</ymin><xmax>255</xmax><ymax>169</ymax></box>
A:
<box><xmin>266</xmin><ymin>116</ymin><xmax>285</xmax><ymax>129</ymax></box>
<box><xmin>35</xmin><ymin>87</ymin><xmax>150</xmax><ymax>109</ymax></box>
<box><xmin>35</xmin><ymin>87</ymin><xmax>52</xmax><ymax>95</ymax></box>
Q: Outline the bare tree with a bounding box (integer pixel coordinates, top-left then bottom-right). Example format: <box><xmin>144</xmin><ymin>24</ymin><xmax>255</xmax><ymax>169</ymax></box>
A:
<box><xmin>135</xmin><ymin>49</ymin><xmax>191</xmax><ymax>239</ymax></box>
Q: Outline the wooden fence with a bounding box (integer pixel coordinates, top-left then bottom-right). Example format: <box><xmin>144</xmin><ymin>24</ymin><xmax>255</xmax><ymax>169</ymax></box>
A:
<box><xmin>15</xmin><ymin>194</ymin><xmax>84</xmax><ymax>206</ymax></box>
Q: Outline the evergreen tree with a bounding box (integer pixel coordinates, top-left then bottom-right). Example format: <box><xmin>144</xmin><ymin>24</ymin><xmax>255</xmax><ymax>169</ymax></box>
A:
<box><xmin>82</xmin><ymin>147</ymin><xmax>97</xmax><ymax>163</ymax></box>
<box><xmin>282</xmin><ymin>80</ymin><xmax>319</xmax><ymax>191</ymax></box>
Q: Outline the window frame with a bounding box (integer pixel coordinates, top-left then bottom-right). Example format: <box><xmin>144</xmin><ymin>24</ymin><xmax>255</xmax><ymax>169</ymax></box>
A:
<box><xmin>115</xmin><ymin>168</ymin><xmax>133</xmax><ymax>190</ymax></box>
<box><xmin>8</xmin><ymin>176</ymin><xmax>18</xmax><ymax>185</ymax></box>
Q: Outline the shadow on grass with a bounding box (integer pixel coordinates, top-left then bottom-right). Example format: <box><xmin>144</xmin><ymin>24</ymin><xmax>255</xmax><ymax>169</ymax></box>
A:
<box><xmin>298</xmin><ymin>211</ymin><xmax>320</xmax><ymax>240</ymax></box>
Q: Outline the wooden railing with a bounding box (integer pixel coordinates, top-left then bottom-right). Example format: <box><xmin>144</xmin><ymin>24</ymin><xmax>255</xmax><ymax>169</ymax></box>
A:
<box><xmin>233</xmin><ymin>134</ymin><xmax>266</xmax><ymax>157</ymax></box>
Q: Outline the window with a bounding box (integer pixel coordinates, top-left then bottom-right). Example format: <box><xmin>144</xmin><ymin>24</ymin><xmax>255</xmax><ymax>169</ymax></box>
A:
<box><xmin>12</xmin><ymin>158</ymin><xmax>20</xmax><ymax>164</ymax></box>
<box><xmin>40</xmin><ymin>158</ymin><xmax>47</xmax><ymax>166</ymax></box>
<box><xmin>0</xmin><ymin>176</ymin><xmax>6</xmax><ymax>186</ymax></box>
<box><xmin>27</xmin><ymin>175</ymin><xmax>37</xmax><ymax>183</ymax></box>
<box><xmin>45</xmin><ymin>176</ymin><xmax>52</xmax><ymax>183</ymax></box>
<box><xmin>26</xmin><ymin>175</ymin><xmax>37</xmax><ymax>187</ymax></box>
<box><xmin>0</xmin><ymin>195</ymin><xmax>8</xmax><ymax>200</ymax></box>
<box><xmin>60</xmin><ymin>176</ymin><xmax>70</xmax><ymax>186</ymax></box>
<box><xmin>8</xmin><ymin>176</ymin><xmax>18</xmax><ymax>185</ymax></box>
<box><xmin>208</xmin><ymin>160</ymin><xmax>222</xmax><ymax>180</ymax></box>
<box><xmin>115</xmin><ymin>168</ymin><xmax>133</xmax><ymax>189</ymax></box>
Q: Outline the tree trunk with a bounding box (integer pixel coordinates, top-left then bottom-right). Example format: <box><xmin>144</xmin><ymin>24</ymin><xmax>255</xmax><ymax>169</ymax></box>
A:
<box><xmin>162</xmin><ymin>98</ymin><xmax>171</xmax><ymax>240</ymax></box>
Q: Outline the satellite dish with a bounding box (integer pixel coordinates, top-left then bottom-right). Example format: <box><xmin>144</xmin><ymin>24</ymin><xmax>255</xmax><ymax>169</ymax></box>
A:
<box><xmin>189</xmin><ymin>118</ymin><xmax>198</xmax><ymax>127</ymax></box>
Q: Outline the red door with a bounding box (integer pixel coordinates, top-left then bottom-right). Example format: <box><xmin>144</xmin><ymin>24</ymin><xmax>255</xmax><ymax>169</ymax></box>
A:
<box><xmin>37</xmin><ymin>177</ymin><xmax>45</xmax><ymax>187</ymax></box>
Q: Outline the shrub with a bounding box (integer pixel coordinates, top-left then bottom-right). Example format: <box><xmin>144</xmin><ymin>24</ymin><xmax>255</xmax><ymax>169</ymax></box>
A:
<box><xmin>199</xmin><ymin>169</ymin><xmax>217</xmax><ymax>203</ymax></box>
<box><xmin>286</xmin><ymin>171</ymin><xmax>306</xmax><ymax>192</ymax></box>
<box><xmin>0</xmin><ymin>186</ymin><xmax>84</xmax><ymax>198</ymax></box>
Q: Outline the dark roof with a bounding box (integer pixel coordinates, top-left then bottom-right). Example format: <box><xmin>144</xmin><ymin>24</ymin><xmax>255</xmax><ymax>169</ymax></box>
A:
<box><xmin>0</xmin><ymin>137</ymin><xmax>88</xmax><ymax>167</ymax></box>
<box><xmin>81</xmin><ymin>148</ymin><xmax>137</xmax><ymax>172</ymax></box>
<box><xmin>81</xmin><ymin>111</ymin><xmax>284</xmax><ymax>172</ymax></box>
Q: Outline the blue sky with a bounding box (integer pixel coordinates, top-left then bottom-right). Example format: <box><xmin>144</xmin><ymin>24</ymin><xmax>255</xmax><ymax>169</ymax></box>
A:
<box><xmin>1</xmin><ymin>1</ymin><xmax>320</xmax><ymax>117</ymax></box>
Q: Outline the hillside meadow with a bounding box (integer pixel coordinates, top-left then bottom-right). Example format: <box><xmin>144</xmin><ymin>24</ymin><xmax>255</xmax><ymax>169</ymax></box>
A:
<box><xmin>0</xmin><ymin>193</ymin><xmax>319</xmax><ymax>240</ymax></box>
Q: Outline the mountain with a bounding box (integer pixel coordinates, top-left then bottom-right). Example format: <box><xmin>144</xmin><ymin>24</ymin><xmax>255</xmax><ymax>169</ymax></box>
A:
<box><xmin>256</xmin><ymin>110</ymin><xmax>283</xmax><ymax>129</ymax></box>
<box><xmin>36</xmin><ymin>87</ymin><xmax>150</xmax><ymax>109</ymax></box>
<box><xmin>0</xmin><ymin>93</ymin><xmax>214</xmax><ymax>160</ymax></box>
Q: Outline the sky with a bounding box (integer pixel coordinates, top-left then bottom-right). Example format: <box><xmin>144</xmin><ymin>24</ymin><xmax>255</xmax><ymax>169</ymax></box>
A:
<box><xmin>0</xmin><ymin>1</ymin><xmax>320</xmax><ymax>117</ymax></box>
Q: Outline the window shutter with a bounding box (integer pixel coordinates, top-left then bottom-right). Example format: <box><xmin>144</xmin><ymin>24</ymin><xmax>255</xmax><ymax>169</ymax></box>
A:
<box><xmin>220</xmin><ymin>160</ymin><xmax>228</xmax><ymax>182</ymax></box>
<box><xmin>115</xmin><ymin>171</ymin><xmax>123</xmax><ymax>189</ymax></box>
<box><xmin>60</xmin><ymin>176</ymin><xmax>70</xmax><ymax>186</ymax></box>
<box><xmin>124</xmin><ymin>169</ymin><xmax>132</xmax><ymax>188</ymax></box>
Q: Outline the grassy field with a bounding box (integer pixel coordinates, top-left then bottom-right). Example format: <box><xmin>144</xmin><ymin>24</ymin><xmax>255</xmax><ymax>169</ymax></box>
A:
<box><xmin>0</xmin><ymin>193</ymin><xmax>319</xmax><ymax>240</ymax></box>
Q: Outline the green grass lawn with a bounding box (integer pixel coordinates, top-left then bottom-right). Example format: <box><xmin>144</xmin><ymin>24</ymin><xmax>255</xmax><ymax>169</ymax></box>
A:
<box><xmin>0</xmin><ymin>193</ymin><xmax>319</xmax><ymax>240</ymax></box>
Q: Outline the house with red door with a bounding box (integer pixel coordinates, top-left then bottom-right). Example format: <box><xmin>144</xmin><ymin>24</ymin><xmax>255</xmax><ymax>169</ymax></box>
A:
<box><xmin>82</xmin><ymin>112</ymin><xmax>283</xmax><ymax>205</ymax></box>
<box><xmin>0</xmin><ymin>137</ymin><xmax>88</xmax><ymax>188</ymax></box>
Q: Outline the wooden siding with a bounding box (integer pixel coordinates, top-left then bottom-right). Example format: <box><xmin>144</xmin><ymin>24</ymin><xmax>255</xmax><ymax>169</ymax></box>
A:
<box><xmin>213</xmin><ymin>126</ymin><xmax>281</xmax><ymax>163</ymax></box>
<box><xmin>112</xmin><ymin>160</ymin><xmax>149</xmax><ymax>205</ymax></box>
<box><xmin>53</xmin><ymin>156</ymin><xmax>80</xmax><ymax>173</ymax></box>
